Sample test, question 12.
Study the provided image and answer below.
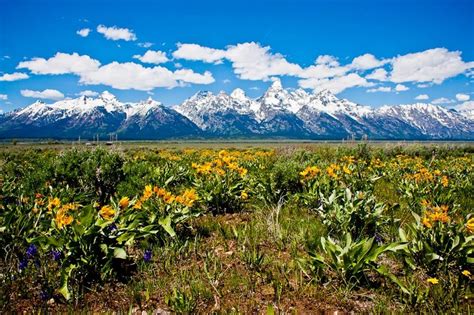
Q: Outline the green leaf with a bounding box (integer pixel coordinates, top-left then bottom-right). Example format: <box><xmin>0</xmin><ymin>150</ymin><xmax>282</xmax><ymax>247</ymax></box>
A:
<box><xmin>377</xmin><ymin>265</ymin><xmax>410</xmax><ymax>295</ymax></box>
<box><xmin>159</xmin><ymin>215</ymin><xmax>176</xmax><ymax>237</ymax></box>
<box><xmin>113</xmin><ymin>247</ymin><xmax>127</xmax><ymax>259</ymax></box>
<box><xmin>58</xmin><ymin>264</ymin><xmax>76</xmax><ymax>300</ymax></box>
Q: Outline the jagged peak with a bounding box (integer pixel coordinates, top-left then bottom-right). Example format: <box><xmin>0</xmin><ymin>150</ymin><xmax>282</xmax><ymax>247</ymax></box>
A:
<box><xmin>269</xmin><ymin>78</ymin><xmax>283</xmax><ymax>91</ymax></box>
<box><xmin>230</xmin><ymin>88</ymin><xmax>247</xmax><ymax>101</ymax></box>
<box><xmin>190</xmin><ymin>90</ymin><xmax>213</xmax><ymax>100</ymax></box>
<box><xmin>100</xmin><ymin>90</ymin><xmax>117</xmax><ymax>101</ymax></box>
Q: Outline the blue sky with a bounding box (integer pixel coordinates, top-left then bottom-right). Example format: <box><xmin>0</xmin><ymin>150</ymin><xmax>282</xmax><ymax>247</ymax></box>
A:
<box><xmin>0</xmin><ymin>0</ymin><xmax>473</xmax><ymax>111</ymax></box>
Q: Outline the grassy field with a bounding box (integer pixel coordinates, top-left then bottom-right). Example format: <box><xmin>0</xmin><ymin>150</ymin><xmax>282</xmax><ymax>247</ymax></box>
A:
<box><xmin>0</xmin><ymin>142</ymin><xmax>473</xmax><ymax>313</ymax></box>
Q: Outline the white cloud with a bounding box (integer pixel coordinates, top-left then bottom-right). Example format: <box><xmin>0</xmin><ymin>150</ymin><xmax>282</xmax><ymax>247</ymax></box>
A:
<box><xmin>21</xmin><ymin>89</ymin><xmax>64</xmax><ymax>100</ymax></box>
<box><xmin>173</xmin><ymin>69</ymin><xmax>215</xmax><ymax>84</ymax></box>
<box><xmin>76</xmin><ymin>28</ymin><xmax>90</xmax><ymax>37</ymax></box>
<box><xmin>351</xmin><ymin>54</ymin><xmax>386</xmax><ymax>70</ymax></box>
<box><xmin>17</xmin><ymin>52</ymin><xmax>100</xmax><ymax>75</ymax></box>
<box><xmin>173</xmin><ymin>43</ymin><xmax>227</xmax><ymax>63</ymax></box>
<box><xmin>390</xmin><ymin>48</ymin><xmax>474</xmax><ymax>84</ymax></box>
<box><xmin>456</xmin><ymin>93</ymin><xmax>470</xmax><ymax>101</ymax></box>
<box><xmin>79</xmin><ymin>61</ymin><xmax>214</xmax><ymax>91</ymax></box>
<box><xmin>417</xmin><ymin>83</ymin><xmax>431</xmax><ymax>88</ymax></box>
<box><xmin>432</xmin><ymin>97</ymin><xmax>455</xmax><ymax>105</ymax></box>
<box><xmin>415</xmin><ymin>94</ymin><xmax>429</xmax><ymax>100</ymax></box>
<box><xmin>173</xmin><ymin>42</ymin><xmax>303</xmax><ymax>81</ymax></box>
<box><xmin>299</xmin><ymin>73</ymin><xmax>373</xmax><ymax>94</ymax></box>
<box><xmin>133</xmin><ymin>50</ymin><xmax>169</xmax><ymax>64</ymax></box>
<box><xmin>315</xmin><ymin>55</ymin><xmax>340</xmax><ymax>67</ymax></box>
<box><xmin>223</xmin><ymin>79</ymin><xmax>231</xmax><ymax>84</ymax></box>
<box><xmin>456</xmin><ymin>100</ymin><xmax>474</xmax><ymax>111</ymax></box>
<box><xmin>367</xmin><ymin>86</ymin><xmax>391</xmax><ymax>93</ymax></box>
<box><xmin>0</xmin><ymin>94</ymin><xmax>8</xmax><ymax>100</ymax></box>
<box><xmin>96</xmin><ymin>24</ymin><xmax>137</xmax><ymax>41</ymax></box>
<box><xmin>138</xmin><ymin>42</ymin><xmax>153</xmax><ymax>48</ymax></box>
<box><xmin>299</xmin><ymin>62</ymin><xmax>348</xmax><ymax>80</ymax></box>
<box><xmin>16</xmin><ymin>52</ymin><xmax>214</xmax><ymax>91</ymax></box>
<box><xmin>0</xmin><ymin>72</ymin><xmax>30</xmax><ymax>81</ymax></box>
<box><xmin>366</xmin><ymin>68</ymin><xmax>388</xmax><ymax>81</ymax></box>
<box><xmin>395</xmin><ymin>84</ymin><xmax>409</xmax><ymax>91</ymax></box>
<box><xmin>77</xmin><ymin>90</ymin><xmax>99</xmax><ymax>97</ymax></box>
<box><xmin>225</xmin><ymin>42</ymin><xmax>303</xmax><ymax>81</ymax></box>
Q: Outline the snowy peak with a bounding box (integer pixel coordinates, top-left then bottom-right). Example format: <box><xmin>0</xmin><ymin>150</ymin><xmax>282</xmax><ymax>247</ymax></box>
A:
<box><xmin>230</xmin><ymin>88</ymin><xmax>248</xmax><ymax>102</ymax></box>
<box><xmin>2</xmin><ymin>86</ymin><xmax>474</xmax><ymax>140</ymax></box>
<box><xmin>100</xmin><ymin>90</ymin><xmax>117</xmax><ymax>102</ymax></box>
<box><xmin>315</xmin><ymin>89</ymin><xmax>339</xmax><ymax>103</ymax></box>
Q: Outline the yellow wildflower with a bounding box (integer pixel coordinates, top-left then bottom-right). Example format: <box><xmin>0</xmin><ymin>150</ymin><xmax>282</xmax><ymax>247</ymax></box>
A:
<box><xmin>462</xmin><ymin>270</ymin><xmax>471</xmax><ymax>277</ymax></box>
<box><xmin>326</xmin><ymin>164</ymin><xmax>340</xmax><ymax>179</ymax></box>
<box><xmin>119</xmin><ymin>197</ymin><xmax>130</xmax><ymax>209</ymax></box>
<box><xmin>300</xmin><ymin>166</ymin><xmax>320</xmax><ymax>179</ymax></box>
<box><xmin>99</xmin><ymin>205</ymin><xmax>115</xmax><ymax>220</ymax></box>
<box><xmin>133</xmin><ymin>200</ymin><xmax>142</xmax><ymax>210</ymax></box>
<box><xmin>343</xmin><ymin>165</ymin><xmax>352</xmax><ymax>175</ymax></box>
<box><xmin>142</xmin><ymin>185</ymin><xmax>154</xmax><ymax>201</ymax></box>
<box><xmin>441</xmin><ymin>176</ymin><xmax>449</xmax><ymax>187</ymax></box>
<box><xmin>47</xmin><ymin>197</ymin><xmax>61</xmax><ymax>212</ymax></box>
<box><xmin>241</xmin><ymin>191</ymin><xmax>248</xmax><ymax>200</ymax></box>
<box><xmin>466</xmin><ymin>218</ymin><xmax>474</xmax><ymax>234</ymax></box>
<box><xmin>55</xmin><ymin>208</ymin><xmax>73</xmax><ymax>229</ymax></box>
<box><xmin>162</xmin><ymin>192</ymin><xmax>175</xmax><ymax>204</ymax></box>
<box><xmin>422</xmin><ymin>217</ymin><xmax>433</xmax><ymax>228</ymax></box>
<box><xmin>427</xmin><ymin>278</ymin><xmax>439</xmax><ymax>285</ymax></box>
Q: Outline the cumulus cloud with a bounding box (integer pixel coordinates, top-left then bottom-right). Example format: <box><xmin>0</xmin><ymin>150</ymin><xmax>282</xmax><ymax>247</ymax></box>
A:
<box><xmin>77</xmin><ymin>90</ymin><xmax>99</xmax><ymax>97</ymax></box>
<box><xmin>173</xmin><ymin>43</ymin><xmax>227</xmax><ymax>64</ymax></box>
<box><xmin>395</xmin><ymin>84</ymin><xmax>409</xmax><ymax>91</ymax></box>
<box><xmin>21</xmin><ymin>89</ymin><xmax>65</xmax><ymax>100</ymax></box>
<box><xmin>432</xmin><ymin>97</ymin><xmax>455</xmax><ymax>105</ymax></box>
<box><xmin>366</xmin><ymin>68</ymin><xmax>388</xmax><ymax>81</ymax></box>
<box><xmin>415</xmin><ymin>94</ymin><xmax>429</xmax><ymax>100</ymax></box>
<box><xmin>367</xmin><ymin>86</ymin><xmax>391</xmax><ymax>93</ymax></box>
<box><xmin>96</xmin><ymin>25</ymin><xmax>137</xmax><ymax>41</ymax></box>
<box><xmin>315</xmin><ymin>55</ymin><xmax>340</xmax><ymax>67</ymax></box>
<box><xmin>0</xmin><ymin>94</ymin><xmax>8</xmax><ymax>100</ymax></box>
<box><xmin>79</xmin><ymin>61</ymin><xmax>214</xmax><ymax>91</ymax></box>
<box><xmin>172</xmin><ymin>43</ymin><xmax>474</xmax><ymax>93</ymax></box>
<box><xmin>299</xmin><ymin>73</ymin><xmax>374</xmax><ymax>94</ymax></box>
<box><xmin>225</xmin><ymin>42</ymin><xmax>303</xmax><ymax>81</ymax></box>
<box><xmin>456</xmin><ymin>100</ymin><xmax>474</xmax><ymax>111</ymax></box>
<box><xmin>0</xmin><ymin>72</ymin><xmax>29</xmax><ymax>81</ymax></box>
<box><xmin>351</xmin><ymin>54</ymin><xmax>386</xmax><ymax>70</ymax></box>
<box><xmin>173</xmin><ymin>42</ymin><xmax>302</xmax><ymax>81</ymax></box>
<box><xmin>133</xmin><ymin>50</ymin><xmax>169</xmax><ymax>64</ymax></box>
<box><xmin>17</xmin><ymin>52</ymin><xmax>100</xmax><ymax>75</ymax></box>
<box><xmin>456</xmin><ymin>93</ymin><xmax>470</xmax><ymax>101</ymax></box>
<box><xmin>16</xmin><ymin>52</ymin><xmax>214</xmax><ymax>91</ymax></box>
<box><xmin>76</xmin><ymin>28</ymin><xmax>90</xmax><ymax>37</ymax></box>
<box><xmin>390</xmin><ymin>48</ymin><xmax>474</xmax><ymax>84</ymax></box>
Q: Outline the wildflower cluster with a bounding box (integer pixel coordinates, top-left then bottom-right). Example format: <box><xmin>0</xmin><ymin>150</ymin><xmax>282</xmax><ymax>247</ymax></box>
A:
<box><xmin>192</xmin><ymin>150</ymin><xmax>248</xmax><ymax>177</ymax></box>
<box><xmin>421</xmin><ymin>200</ymin><xmax>450</xmax><ymax>228</ymax></box>
<box><xmin>300</xmin><ymin>166</ymin><xmax>320</xmax><ymax>180</ymax></box>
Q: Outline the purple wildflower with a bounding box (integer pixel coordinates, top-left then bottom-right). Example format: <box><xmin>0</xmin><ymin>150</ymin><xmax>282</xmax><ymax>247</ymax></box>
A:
<box><xmin>26</xmin><ymin>244</ymin><xmax>37</xmax><ymax>258</ymax></box>
<box><xmin>107</xmin><ymin>223</ymin><xmax>118</xmax><ymax>232</ymax></box>
<box><xmin>40</xmin><ymin>290</ymin><xmax>50</xmax><ymax>301</ymax></box>
<box><xmin>144</xmin><ymin>249</ymin><xmax>152</xmax><ymax>262</ymax></box>
<box><xmin>51</xmin><ymin>250</ymin><xmax>61</xmax><ymax>261</ymax></box>
<box><xmin>19</xmin><ymin>259</ymin><xmax>28</xmax><ymax>271</ymax></box>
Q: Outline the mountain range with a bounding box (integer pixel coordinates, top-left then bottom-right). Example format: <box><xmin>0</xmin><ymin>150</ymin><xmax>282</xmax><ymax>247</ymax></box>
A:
<box><xmin>1</xmin><ymin>80</ymin><xmax>473</xmax><ymax>140</ymax></box>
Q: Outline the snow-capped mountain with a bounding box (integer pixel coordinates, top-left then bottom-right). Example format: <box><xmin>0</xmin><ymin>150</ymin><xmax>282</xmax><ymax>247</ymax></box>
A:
<box><xmin>0</xmin><ymin>92</ymin><xmax>198</xmax><ymax>139</ymax></box>
<box><xmin>1</xmin><ymin>84</ymin><xmax>473</xmax><ymax>140</ymax></box>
